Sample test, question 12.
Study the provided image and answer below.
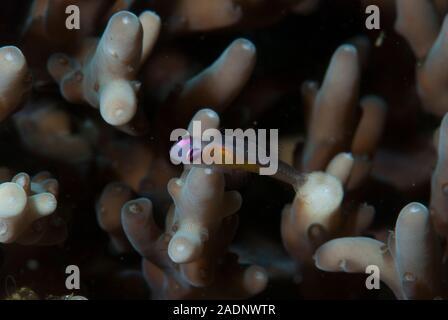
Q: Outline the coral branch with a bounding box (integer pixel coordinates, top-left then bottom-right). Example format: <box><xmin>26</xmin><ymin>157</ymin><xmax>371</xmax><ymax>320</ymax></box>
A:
<box><xmin>0</xmin><ymin>172</ymin><xmax>65</xmax><ymax>245</ymax></box>
<box><xmin>0</xmin><ymin>46</ymin><xmax>31</xmax><ymax>122</ymax></box>
<box><xmin>282</xmin><ymin>151</ymin><xmax>376</xmax><ymax>268</ymax></box>
<box><xmin>167</xmin><ymin>0</ymin><xmax>243</xmax><ymax>32</ymax></box>
<box><xmin>298</xmin><ymin>44</ymin><xmax>386</xmax><ymax>191</ymax></box>
<box><xmin>315</xmin><ymin>203</ymin><xmax>443</xmax><ymax>300</ymax></box>
<box><xmin>282</xmin><ymin>154</ymin><xmax>346</xmax><ymax>264</ymax></box>
<box><xmin>301</xmin><ymin>44</ymin><xmax>360</xmax><ymax>172</ymax></box>
<box><xmin>150</xmin><ymin>0</ymin><xmax>313</xmax><ymax>33</ymax></box>
<box><xmin>395</xmin><ymin>0</ymin><xmax>448</xmax><ymax>116</ymax></box>
<box><xmin>122</xmin><ymin>196</ymin><xmax>267</xmax><ymax>299</ymax></box>
<box><xmin>395</xmin><ymin>0</ymin><xmax>440</xmax><ymax>60</ymax></box>
<box><xmin>347</xmin><ymin>95</ymin><xmax>387</xmax><ymax>189</ymax></box>
<box><xmin>47</xmin><ymin>10</ymin><xmax>160</xmax><ymax>126</ymax></box>
<box><xmin>97</xmin><ymin>182</ymin><xmax>135</xmax><ymax>253</ymax></box>
<box><xmin>167</xmin><ymin>167</ymin><xmax>242</xmax><ymax>264</ymax></box>
<box><xmin>121</xmin><ymin>109</ymin><xmax>267</xmax><ymax>299</ymax></box>
<box><xmin>431</xmin><ymin>113</ymin><xmax>448</xmax><ymax>240</ymax></box>
<box><xmin>14</xmin><ymin>99</ymin><xmax>94</xmax><ymax>163</ymax></box>
<box><xmin>168</xmin><ymin>38</ymin><xmax>256</xmax><ymax>126</ymax></box>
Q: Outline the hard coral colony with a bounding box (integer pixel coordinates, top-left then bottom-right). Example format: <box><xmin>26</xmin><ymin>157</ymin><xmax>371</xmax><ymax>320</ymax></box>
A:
<box><xmin>0</xmin><ymin>0</ymin><xmax>446</xmax><ymax>301</ymax></box>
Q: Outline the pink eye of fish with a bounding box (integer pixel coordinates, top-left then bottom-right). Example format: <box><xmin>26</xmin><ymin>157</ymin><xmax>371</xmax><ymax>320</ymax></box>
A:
<box><xmin>171</xmin><ymin>136</ymin><xmax>203</xmax><ymax>164</ymax></box>
<box><xmin>176</xmin><ymin>136</ymin><xmax>192</xmax><ymax>149</ymax></box>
